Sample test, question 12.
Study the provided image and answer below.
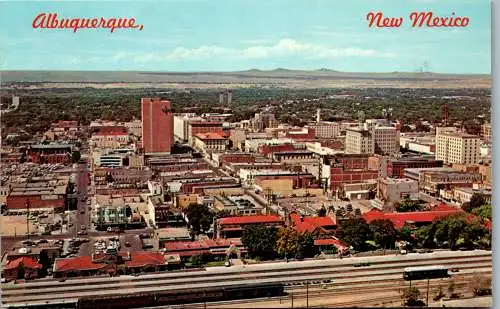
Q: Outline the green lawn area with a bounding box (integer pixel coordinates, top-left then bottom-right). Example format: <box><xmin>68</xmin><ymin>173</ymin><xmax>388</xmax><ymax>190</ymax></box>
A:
<box><xmin>205</xmin><ymin>261</ymin><xmax>226</xmax><ymax>267</ymax></box>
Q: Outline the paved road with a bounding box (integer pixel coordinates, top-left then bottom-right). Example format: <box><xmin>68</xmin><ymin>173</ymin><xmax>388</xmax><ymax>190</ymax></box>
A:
<box><xmin>70</xmin><ymin>163</ymin><xmax>90</xmax><ymax>238</ymax></box>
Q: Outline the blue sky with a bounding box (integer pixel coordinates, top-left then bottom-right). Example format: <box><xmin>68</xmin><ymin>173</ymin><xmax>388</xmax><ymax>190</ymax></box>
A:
<box><xmin>0</xmin><ymin>0</ymin><xmax>491</xmax><ymax>73</ymax></box>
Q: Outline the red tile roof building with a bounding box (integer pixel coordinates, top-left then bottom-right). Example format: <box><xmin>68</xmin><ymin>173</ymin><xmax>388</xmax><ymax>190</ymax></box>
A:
<box><xmin>53</xmin><ymin>251</ymin><xmax>180</xmax><ymax>278</ymax></box>
<box><xmin>289</xmin><ymin>212</ymin><xmax>337</xmax><ymax>234</ymax></box>
<box><xmin>188</xmin><ymin>121</ymin><xmax>224</xmax><ymax>145</ymax></box>
<box><xmin>142</xmin><ymin>98</ymin><xmax>174</xmax><ymax>155</ymax></box>
<box><xmin>362</xmin><ymin>205</ymin><xmax>463</xmax><ymax>229</ymax></box>
<box><xmin>2</xmin><ymin>257</ymin><xmax>42</xmax><ymax>281</ymax></box>
<box><xmin>217</xmin><ymin>215</ymin><xmax>285</xmax><ymax>238</ymax></box>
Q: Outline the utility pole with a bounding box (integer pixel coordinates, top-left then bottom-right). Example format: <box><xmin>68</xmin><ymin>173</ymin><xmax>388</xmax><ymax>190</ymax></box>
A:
<box><xmin>306</xmin><ymin>280</ymin><xmax>309</xmax><ymax>308</ymax></box>
<box><xmin>426</xmin><ymin>279</ymin><xmax>430</xmax><ymax>307</ymax></box>
<box><xmin>26</xmin><ymin>199</ymin><xmax>30</xmax><ymax>239</ymax></box>
<box><xmin>291</xmin><ymin>290</ymin><xmax>294</xmax><ymax>308</ymax></box>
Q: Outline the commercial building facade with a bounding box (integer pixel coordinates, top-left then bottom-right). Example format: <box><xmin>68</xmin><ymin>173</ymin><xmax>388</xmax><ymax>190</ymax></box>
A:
<box><xmin>141</xmin><ymin>98</ymin><xmax>174</xmax><ymax>155</ymax></box>
<box><xmin>436</xmin><ymin>127</ymin><xmax>481</xmax><ymax>165</ymax></box>
<box><xmin>345</xmin><ymin>128</ymin><xmax>374</xmax><ymax>154</ymax></box>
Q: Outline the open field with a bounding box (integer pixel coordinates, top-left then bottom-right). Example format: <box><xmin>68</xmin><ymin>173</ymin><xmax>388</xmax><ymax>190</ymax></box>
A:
<box><xmin>0</xmin><ymin>70</ymin><xmax>491</xmax><ymax>89</ymax></box>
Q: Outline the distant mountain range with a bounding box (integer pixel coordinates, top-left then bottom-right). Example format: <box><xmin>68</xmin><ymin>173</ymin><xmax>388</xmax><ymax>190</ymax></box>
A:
<box><xmin>0</xmin><ymin>69</ymin><xmax>491</xmax><ymax>89</ymax></box>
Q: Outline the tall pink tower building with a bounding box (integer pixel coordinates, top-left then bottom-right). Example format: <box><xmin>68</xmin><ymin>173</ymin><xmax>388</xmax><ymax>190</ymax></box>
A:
<box><xmin>141</xmin><ymin>97</ymin><xmax>173</xmax><ymax>155</ymax></box>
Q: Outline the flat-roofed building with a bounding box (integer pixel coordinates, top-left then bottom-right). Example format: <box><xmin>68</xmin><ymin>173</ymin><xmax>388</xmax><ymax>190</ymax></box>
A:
<box><xmin>217</xmin><ymin>215</ymin><xmax>284</xmax><ymax>238</ymax></box>
<box><xmin>193</xmin><ymin>133</ymin><xmax>228</xmax><ymax>153</ymax></box>
<box><xmin>345</xmin><ymin>128</ymin><xmax>374</xmax><ymax>154</ymax></box>
<box><xmin>309</xmin><ymin>121</ymin><xmax>340</xmax><ymax>138</ymax></box>
<box><xmin>373</xmin><ymin>126</ymin><xmax>400</xmax><ymax>155</ymax></box>
<box><xmin>141</xmin><ymin>98</ymin><xmax>173</xmax><ymax>155</ymax></box>
<box><xmin>436</xmin><ymin>127</ymin><xmax>481</xmax><ymax>165</ymax></box>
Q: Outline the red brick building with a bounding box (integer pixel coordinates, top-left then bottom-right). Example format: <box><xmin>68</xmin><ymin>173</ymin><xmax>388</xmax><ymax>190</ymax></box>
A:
<box><xmin>330</xmin><ymin>164</ymin><xmax>379</xmax><ymax>192</ymax></box>
<box><xmin>218</xmin><ymin>153</ymin><xmax>256</xmax><ymax>165</ymax></box>
<box><xmin>388</xmin><ymin>158</ymin><xmax>444</xmax><ymax>178</ymax></box>
<box><xmin>1</xmin><ymin>152</ymin><xmax>23</xmax><ymax>165</ymax></box>
<box><xmin>258</xmin><ymin>143</ymin><xmax>305</xmax><ymax>156</ymax></box>
<box><xmin>52</xmin><ymin>120</ymin><xmax>79</xmax><ymax>130</ymax></box>
<box><xmin>180</xmin><ymin>178</ymin><xmax>238</xmax><ymax>194</ymax></box>
<box><xmin>6</xmin><ymin>195</ymin><xmax>65</xmax><ymax>211</ymax></box>
<box><xmin>141</xmin><ymin>98</ymin><xmax>174</xmax><ymax>155</ymax></box>
<box><xmin>285</xmin><ymin>127</ymin><xmax>316</xmax><ymax>141</ymax></box>
<box><xmin>27</xmin><ymin>144</ymin><xmax>73</xmax><ymax>165</ymax></box>
<box><xmin>255</xmin><ymin>173</ymin><xmax>317</xmax><ymax>189</ymax></box>
<box><xmin>333</xmin><ymin>154</ymin><xmax>372</xmax><ymax>170</ymax></box>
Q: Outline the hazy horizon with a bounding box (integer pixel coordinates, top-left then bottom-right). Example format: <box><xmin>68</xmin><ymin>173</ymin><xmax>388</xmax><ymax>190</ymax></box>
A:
<box><xmin>0</xmin><ymin>0</ymin><xmax>491</xmax><ymax>74</ymax></box>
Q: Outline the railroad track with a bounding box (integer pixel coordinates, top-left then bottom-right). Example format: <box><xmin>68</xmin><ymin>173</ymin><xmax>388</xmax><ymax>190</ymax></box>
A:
<box><xmin>2</xmin><ymin>253</ymin><xmax>491</xmax><ymax>292</ymax></box>
<box><xmin>162</xmin><ymin>274</ymin><xmax>489</xmax><ymax>309</ymax></box>
<box><xmin>2</xmin><ymin>252</ymin><xmax>492</xmax><ymax>306</ymax></box>
<box><xmin>3</xmin><ymin>251</ymin><xmax>491</xmax><ymax>289</ymax></box>
<box><xmin>2</xmin><ymin>256</ymin><xmax>491</xmax><ymax>298</ymax></box>
<box><xmin>3</xmin><ymin>265</ymin><xmax>491</xmax><ymax>305</ymax></box>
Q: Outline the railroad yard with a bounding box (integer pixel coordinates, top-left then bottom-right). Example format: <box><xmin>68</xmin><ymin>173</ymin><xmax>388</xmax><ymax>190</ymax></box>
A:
<box><xmin>1</xmin><ymin>250</ymin><xmax>492</xmax><ymax>308</ymax></box>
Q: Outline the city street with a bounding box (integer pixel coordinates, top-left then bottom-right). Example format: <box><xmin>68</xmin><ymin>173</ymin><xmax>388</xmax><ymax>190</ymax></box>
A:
<box><xmin>68</xmin><ymin>163</ymin><xmax>90</xmax><ymax>238</ymax></box>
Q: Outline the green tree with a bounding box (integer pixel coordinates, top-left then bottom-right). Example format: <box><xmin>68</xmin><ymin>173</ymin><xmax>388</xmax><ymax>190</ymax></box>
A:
<box><xmin>317</xmin><ymin>206</ymin><xmax>327</xmax><ymax>217</ymax></box>
<box><xmin>396</xmin><ymin>197</ymin><xmax>424</xmax><ymax>212</ymax></box>
<box><xmin>241</xmin><ymin>224</ymin><xmax>278</xmax><ymax>259</ymax></box>
<box><xmin>403</xmin><ymin>286</ymin><xmax>424</xmax><ymax>306</ymax></box>
<box><xmin>276</xmin><ymin>227</ymin><xmax>299</xmax><ymax>258</ymax></box>
<box><xmin>297</xmin><ymin>232</ymin><xmax>316</xmax><ymax>258</ymax></box>
<box><xmin>472</xmin><ymin>204</ymin><xmax>491</xmax><ymax>220</ymax></box>
<box><xmin>188</xmin><ymin>254</ymin><xmax>205</xmax><ymax>267</ymax></box>
<box><xmin>462</xmin><ymin>193</ymin><xmax>487</xmax><ymax>212</ymax></box>
<box><xmin>415</xmin><ymin>224</ymin><xmax>436</xmax><ymax>248</ymax></box>
<box><xmin>70</xmin><ymin>151</ymin><xmax>81</xmax><ymax>164</ymax></box>
<box><xmin>105</xmin><ymin>173</ymin><xmax>114</xmax><ymax>183</ymax></box>
<box><xmin>354</xmin><ymin>208</ymin><xmax>362</xmax><ymax>217</ymax></box>
<box><xmin>217</xmin><ymin>209</ymin><xmax>233</xmax><ymax>218</ymax></box>
<box><xmin>66</xmin><ymin>182</ymin><xmax>75</xmax><ymax>194</ymax></box>
<box><xmin>346</xmin><ymin>204</ymin><xmax>353</xmax><ymax>213</ymax></box>
<box><xmin>434</xmin><ymin>214</ymin><xmax>468</xmax><ymax>249</ymax></box>
<box><xmin>184</xmin><ymin>203</ymin><xmax>214</xmax><ymax>235</ymax></box>
<box><xmin>458</xmin><ymin>218</ymin><xmax>488</xmax><ymax>249</ymax></box>
<box><xmin>369</xmin><ymin>219</ymin><xmax>397</xmax><ymax>249</ymax></box>
<box><xmin>336</xmin><ymin>218</ymin><xmax>373</xmax><ymax>252</ymax></box>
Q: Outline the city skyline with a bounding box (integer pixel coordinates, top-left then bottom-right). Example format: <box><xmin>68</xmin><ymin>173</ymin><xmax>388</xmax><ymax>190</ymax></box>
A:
<box><xmin>0</xmin><ymin>0</ymin><xmax>491</xmax><ymax>74</ymax></box>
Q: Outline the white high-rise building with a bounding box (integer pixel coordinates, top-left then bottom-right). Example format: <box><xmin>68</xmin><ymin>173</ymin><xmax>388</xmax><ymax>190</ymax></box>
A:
<box><xmin>373</xmin><ymin>126</ymin><xmax>400</xmax><ymax>155</ymax></box>
<box><xmin>436</xmin><ymin>127</ymin><xmax>481</xmax><ymax>164</ymax></box>
<box><xmin>345</xmin><ymin>127</ymin><xmax>374</xmax><ymax>154</ymax></box>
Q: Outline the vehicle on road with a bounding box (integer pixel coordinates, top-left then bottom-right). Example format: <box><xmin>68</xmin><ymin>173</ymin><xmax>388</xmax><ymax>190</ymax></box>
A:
<box><xmin>353</xmin><ymin>262</ymin><xmax>371</xmax><ymax>267</ymax></box>
<box><xmin>403</xmin><ymin>265</ymin><xmax>449</xmax><ymax>281</ymax></box>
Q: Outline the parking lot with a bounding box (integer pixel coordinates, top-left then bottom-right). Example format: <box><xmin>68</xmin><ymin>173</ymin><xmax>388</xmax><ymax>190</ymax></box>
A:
<box><xmin>85</xmin><ymin>233</ymin><xmax>144</xmax><ymax>256</ymax></box>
